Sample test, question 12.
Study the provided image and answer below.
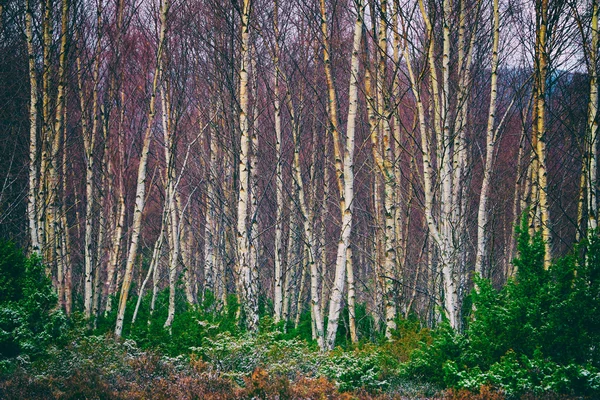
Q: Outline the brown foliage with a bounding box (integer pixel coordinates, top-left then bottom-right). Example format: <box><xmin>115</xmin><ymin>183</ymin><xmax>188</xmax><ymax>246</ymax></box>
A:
<box><xmin>0</xmin><ymin>369</ymin><xmax>55</xmax><ymax>400</ymax></box>
<box><xmin>444</xmin><ymin>385</ymin><xmax>505</xmax><ymax>400</ymax></box>
<box><xmin>1</xmin><ymin>358</ymin><xmax>447</xmax><ymax>400</ymax></box>
<box><xmin>289</xmin><ymin>376</ymin><xmax>340</xmax><ymax>399</ymax></box>
<box><xmin>444</xmin><ymin>386</ymin><xmax>586</xmax><ymax>400</ymax></box>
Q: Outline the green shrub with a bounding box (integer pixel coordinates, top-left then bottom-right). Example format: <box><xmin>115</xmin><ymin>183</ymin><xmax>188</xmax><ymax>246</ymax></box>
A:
<box><xmin>401</xmin><ymin>322</ymin><xmax>466</xmax><ymax>386</ymax></box>
<box><xmin>191</xmin><ymin>330</ymin><xmax>322</xmax><ymax>384</ymax></box>
<box><xmin>385</xmin><ymin>316</ymin><xmax>432</xmax><ymax>363</ymax></box>
<box><xmin>335</xmin><ymin>303</ymin><xmax>381</xmax><ymax>347</ymax></box>
<box><xmin>467</xmin><ymin>221</ymin><xmax>600</xmax><ymax>369</ymax></box>
<box><xmin>0</xmin><ymin>241</ymin><xmax>66</xmax><ymax>371</ymax></box>
<box><xmin>320</xmin><ymin>346</ymin><xmax>389</xmax><ymax>392</ymax></box>
<box><xmin>411</xmin><ymin>220</ymin><xmax>600</xmax><ymax>396</ymax></box>
<box><xmin>450</xmin><ymin>350</ymin><xmax>600</xmax><ymax>398</ymax></box>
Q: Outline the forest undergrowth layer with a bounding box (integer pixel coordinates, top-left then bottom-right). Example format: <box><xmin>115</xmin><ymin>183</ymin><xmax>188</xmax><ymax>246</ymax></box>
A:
<box><xmin>1</xmin><ymin>225</ymin><xmax>599</xmax><ymax>399</ymax></box>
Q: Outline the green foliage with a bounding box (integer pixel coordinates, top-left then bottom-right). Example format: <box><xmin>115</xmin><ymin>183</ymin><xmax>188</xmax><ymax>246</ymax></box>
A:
<box><xmin>3</xmin><ymin>222</ymin><xmax>599</xmax><ymax>398</ymax></box>
<box><xmin>0</xmin><ymin>241</ymin><xmax>66</xmax><ymax>371</ymax></box>
<box><xmin>385</xmin><ymin>316</ymin><xmax>432</xmax><ymax>363</ymax></box>
<box><xmin>191</xmin><ymin>330</ymin><xmax>322</xmax><ymax>384</ymax></box>
<box><xmin>400</xmin><ymin>322</ymin><xmax>466</xmax><ymax>386</ymax></box>
<box><xmin>320</xmin><ymin>346</ymin><xmax>390</xmax><ymax>392</ymax></box>
<box><xmin>0</xmin><ymin>241</ymin><xmax>26</xmax><ymax>304</ymax></box>
<box><xmin>279</xmin><ymin>310</ymin><xmax>314</xmax><ymax>342</ymax></box>
<box><xmin>406</xmin><ymin>221</ymin><xmax>600</xmax><ymax>397</ymax></box>
<box><xmin>93</xmin><ymin>288</ymin><xmax>241</xmax><ymax>356</ymax></box>
<box><xmin>335</xmin><ymin>303</ymin><xmax>381</xmax><ymax>347</ymax></box>
<box><xmin>451</xmin><ymin>351</ymin><xmax>600</xmax><ymax>398</ymax></box>
<box><xmin>467</xmin><ymin>222</ymin><xmax>600</xmax><ymax>370</ymax></box>
<box><xmin>192</xmin><ymin>329</ymin><xmax>393</xmax><ymax>393</ymax></box>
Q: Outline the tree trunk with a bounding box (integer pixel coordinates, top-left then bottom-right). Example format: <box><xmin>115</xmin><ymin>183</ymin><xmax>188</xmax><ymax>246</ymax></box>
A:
<box><xmin>474</xmin><ymin>0</ymin><xmax>500</xmax><ymax>281</ymax></box>
<box><xmin>236</xmin><ymin>0</ymin><xmax>259</xmax><ymax>331</ymax></box>
<box><xmin>25</xmin><ymin>0</ymin><xmax>40</xmax><ymax>254</ymax></box>
<box><xmin>115</xmin><ymin>0</ymin><xmax>168</xmax><ymax>338</ymax></box>
<box><xmin>587</xmin><ymin>0</ymin><xmax>599</xmax><ymax>235</ymax></box>
<box><xmin>163</xmin><ymin>84</ymin><xmax>180</xmax><ymax>330</ymax></box>
<box><xmin>532</xmin><ymin>0</ymin><xmax>551</xmax><ymax>269</ymax></box>
<box><xmin>324</xmin><ymin>0</ymin><xmax>363</xmax><ymax>349</ymax></box>
<box><xmin>272</xmin><ymin>0</ymin><xmax>284</xmax><ymax>323</ymax></box>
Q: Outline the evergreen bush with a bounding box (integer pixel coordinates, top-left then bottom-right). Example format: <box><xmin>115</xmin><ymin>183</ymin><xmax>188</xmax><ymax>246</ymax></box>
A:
<box><xmin>0</xmin><ymin>241</ymin><xmax>66</xmax><ymax>372</ymax></box>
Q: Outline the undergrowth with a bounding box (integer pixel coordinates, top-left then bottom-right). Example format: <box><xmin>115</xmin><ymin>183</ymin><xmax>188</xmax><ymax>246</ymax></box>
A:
<box><xmin>1</xmin><ymin>222</ymin><xmax>600</xmax><ymax>399</ymax></box>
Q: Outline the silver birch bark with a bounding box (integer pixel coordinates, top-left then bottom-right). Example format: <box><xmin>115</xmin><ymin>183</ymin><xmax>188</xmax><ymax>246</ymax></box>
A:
<box><xmin>532</xmin><ymin>0</ymin><xmax>551</xmax><ymax>268</ymax></box>
<box><xmin>179</xmin><ymin>197</ymin><xmax>195</xmax><ymax>305</ymax></box>
<box><xmin>288</xmin><ymin>89</ymin><xmax>325</xmax><ymax>348</ymax></box>
<box><xmin>249</xmin><ymin>50</ymin><xmax>260</xmax><ymax>323</ymax></box>
<box><xmin>324</xmin><ymin>0</ymin><xmax>363</xmax><ymax>350</ymax></box>
<box><xmin>377</xmin><ymin>0</ymin><xmax>397</xmax><ymax>338</ymax></box>
<box><xmin>49</xmin><ymin>0</ymin><xmax>69</xmax><ymax>294</ymax></box>
<box><xmin>105</xmin><ymin>121</ymin><xmax>126</xmax><ymax>315</ymax></box>
<box><xmin>282</xmin><ymin>222</ymin><xmax>293</xmax><ymax>323</ymax></box>
<box><xmin>365</xmin><ymin>2</ymin><xmax>397</xmax><ymax>336</ymax></box>
<box><xmin>294</xmin><ymin>257</ymin><xmax>308</xmax><ymax>329</ymax></box>
<box><xmin>38</xmin><ymin>0</ymin><xmax>53</xmax><ymax>266</ymax></box>
<box><xmin>474</xmin><ymin>0</ymin><xmax>500</xmax><ymax>279</ymax></box>
<box><xmin>59</xmin><ymin>105</ymin><xmax>71</xmax><ymax>312</ymax></box>
<box><xmin>76</xmin><ymin>0</ymin><xmax>103</xmax><ymax>316</ymax></box>
<box><xmin>236</xmin><ymin>0</ymin><xmax>259</xmax><ymax>331</ymax></box>
<box><xmin>319</xmin><ymin>130</ymin><xmax>330</xmax><ymax>318</ymax></box>
<box><xmin>203</xmin><ymin>93</ymin><xmax>219</xmax><ymax>297</ymax></box>
<box><xmin>439</xmin><ymin>0</ymin><xmax>460</xmax><ymax>330</ymax></box>
<box><xmin>282</xmin><ymin>191</ymin><xmax>297</xmax><ymax>323</ymax></box>
<box><xmin>587</xmin><ymin>0</ymin><xmax>599</xmax><ymax>234</ymax></box>
<box><xmin>115</xmin><ymin>0</ymin><xmax>168</xmax><ymax>337</ymax></box>
<box><xmin>346</xmin><ymin>244</ymin><xmax>357</xmax><ymax>343</ymax></box>
<box><xmin>39</xmin><ymin>0</ymin><xmax>51</xmax><ymax>270</ymax></box>
<box><xmin>103</xmin><ymin>0</ymin><xmax>126</xmax><ymax>314</ymax></box>
<box><xmin>163</xmin><ymin>84</ymin><xmax>180</xmax><ymax>329</ymax></box>
<box><xmin>132</xmin><ymin>210</ymin><xmax>166</xmax><ymax>325</ymax></box>
<box><xmin>26</xmin><ymin>0</ymin><xmax>40</xmax><ymax>254</ymax></box>
<box><xmin>272</xmin><ymin>0</ymin><xmax>284</xmax><ymax>323</ymax></box>
<box><xmin>403</xmin><ymin>18</ymin><xmax>454</xmax><ymax>327</ymax></box>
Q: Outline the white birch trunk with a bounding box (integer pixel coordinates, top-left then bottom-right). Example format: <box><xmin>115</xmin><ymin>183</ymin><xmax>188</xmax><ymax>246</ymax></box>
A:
<box><xmin>236</xmin><ymin>0</ymin><xmax>259</xmax><ymax>331</ymax></box>
<box><xmin>133</xmin><ymin>212</ymin><xmax>166</xmax><ymax>326</ymax></box>
<box><xmin>115</xmin><ymin>0</ymin><xmax>168</xmax><ymax>337</ymax></box>
<box><xmin>475</xmin><ymin>0</ymin><xmax>500</xmax><ymax>280</ymax></box>
<box><xmin>587</xmin><ymin>0</ymin><xmax>599</xmax><ymax>234</ymax></box>
<box><xmin>272</xmin><ymin>1</ymin><xmax>284</xmax><ymax>322</ymax></box>
<box><xmin>25</xmin><ymin>0</ymin><xmax>40</xmax><ymax>254</ymax></box>
<box><xmin>325</xmin><ymin>0</ymin><xmax>363</xmax><ymax>349</ymax></box>
<box><xmin>248</xmin><ymin>50</ymin><xmax>260</xmax><ymax>324</ymax></box>
<box><xmin>203</xmin><ymin>96</ymin><xmax>219</xmax><ymax>298</ymax></box>
<box><xmin>163</xmin><ymin>84</ymin><xmax>180</xmax><ymax>330</ymax></box>
<box><xmin>289</xmin><ymin>93</ymin><xmax>325</xmax><ymax>347</ymax></box>
<box><xmin>346</xmin><ymin>244</ymin><xmax>357</xmax><ymax>343</ymax></box>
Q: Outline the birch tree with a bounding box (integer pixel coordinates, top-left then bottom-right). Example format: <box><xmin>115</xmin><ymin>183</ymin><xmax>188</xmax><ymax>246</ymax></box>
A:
<box><xmin>578</xmin><ymin>0</ymin><xmax>599</xmax><ymax>236</ymax></box>
<box><xmin>401</xmin><ymin>0</ymin><xmax>482</xmax><ymax>329</ymax></box>
<box><xmin>531</xmin><ymin>0</ymin><xmax>552</xmax><ymax>269</ymax></box>
<box><xmin>76</xmin><ymin>0</ymin><xmax>104</xmax><ymax>318</ymax></box>
<box><xmin>586</xmin><ymin>0</ymin><xmax>599</xmax><ymax>235</ymax></box>
<box><xmin>115</xmin><ymin>0</ymin><xmax>169</xmax><ymax>337</ymax></box>
<box><xmin>475</xmin><ymin>0</ymin><xmax>501</xmax><ymax>279</ymax></box>
<box><xmin>236</xmin><ymin>0</ymin><xmax>259</xmax><ymax>331</ymax></box>
<box><xmin>365</xmin><ymin>0</ymin><xmax>398</xmax><ymax>338</ymax></box>
<box><xmin>26</xmin><ymin>0</ymin><xmax>40</xmax><ymax>254</ymax></box>
<box><xmin>322</xmin><ymin>0</ymin><xmax>365</xmax><ymax>350</ymax></box>
<box><xmin>272</xmin><ymin>0</ymin><xmax>285</xmax><ymax>324</ymax></box>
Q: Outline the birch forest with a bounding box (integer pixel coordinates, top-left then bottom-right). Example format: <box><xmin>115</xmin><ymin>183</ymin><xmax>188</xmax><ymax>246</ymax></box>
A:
<box><xmin>1</xmin><ymin>0</ymin><xmax>600</xmax><ymax>398</ymax></box>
